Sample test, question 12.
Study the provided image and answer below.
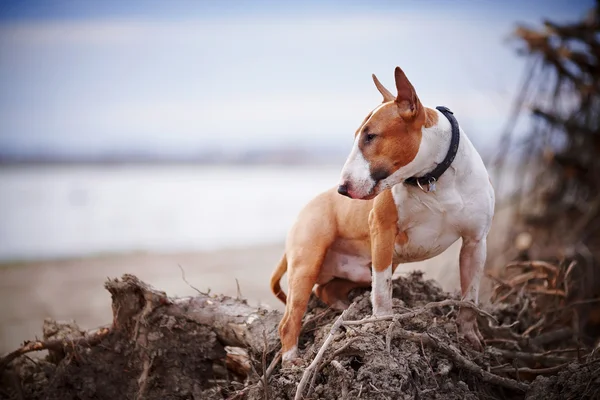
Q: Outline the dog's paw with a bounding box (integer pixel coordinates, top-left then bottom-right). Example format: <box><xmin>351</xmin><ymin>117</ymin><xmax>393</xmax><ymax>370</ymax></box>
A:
<box><xmin>372</xmin><ymin>306</ymin><xmax>393</xmax><ymax>317</ymax></box>
<box><xmin>281</xmin><ymin>346</ymin><xmax>304</xmax><ymax>369</ymax></box>
<box><xmin>281</xmin><ymin>357</ymin><xmax>305</xmax><ymax>369</ymax></box>
<box><xmin>457</xmin><ymin>310</ymin><xmax>484</xmax><ymax>351</ymax></box>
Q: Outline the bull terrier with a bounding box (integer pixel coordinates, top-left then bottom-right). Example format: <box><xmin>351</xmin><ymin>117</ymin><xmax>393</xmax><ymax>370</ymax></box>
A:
<box><xmin>270</xmin><ymin>66</ymin><xmax>495</xmax><ymax>366</ymax></box>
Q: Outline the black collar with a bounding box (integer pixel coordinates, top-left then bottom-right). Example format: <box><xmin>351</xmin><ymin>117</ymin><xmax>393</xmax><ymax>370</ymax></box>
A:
<box><xmin>404</xmin><ymin>106</ymin><xmax>460</xmax><ymax>191</ymax></box>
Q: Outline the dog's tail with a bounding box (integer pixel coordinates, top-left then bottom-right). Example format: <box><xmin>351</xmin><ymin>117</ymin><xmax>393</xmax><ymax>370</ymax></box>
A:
<box><xmin>270</xmin><ymin>254</ymin><xmax>288</xmax><ymax>304</ymax></box>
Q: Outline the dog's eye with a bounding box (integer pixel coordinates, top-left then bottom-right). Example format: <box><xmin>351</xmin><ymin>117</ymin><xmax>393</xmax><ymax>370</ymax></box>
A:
<box><xmin>364</xmin><ymin>133</ymin><xmax>377</xmax><ymax>143</ymax></box>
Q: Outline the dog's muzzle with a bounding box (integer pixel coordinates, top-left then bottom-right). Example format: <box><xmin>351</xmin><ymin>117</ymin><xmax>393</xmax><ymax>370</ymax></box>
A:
<box><xmin>337</xmin><ymin>183</ymin><xmax>350</xmax><ymax>198</ymax></box>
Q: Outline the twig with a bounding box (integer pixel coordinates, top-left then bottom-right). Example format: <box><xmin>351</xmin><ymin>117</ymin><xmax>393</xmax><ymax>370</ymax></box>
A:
<box><xmin>390</xmin><ymin>325</ymin><xmax>529</xmax><ymax>392</ymax></box>
<box><xmin>177</xmin><ymin>264</ymin><xmax>207</xmax><ymax>295</ymax></box>
<box><xmin>422</xmin><ymin>334</ymin><xmax>439</xmax><ymax>388</ymax></box>
<box><xmin>516</xmin><ymin>298</ymin><xmax>530</xmax><ymax>322</ymax></box>
<box><xmin>330</xmin><ymin>360</ymin><xmax>351</xmax><ymax>399</ymax></box>
<box><xmin>261</xmin><ymin>330</ymin><xmax>270</xmax><ymax>400</ymax></box>
<box><xmin>294</xmin><ymin>304</ymin><xmax>356</xmax><ymax>400</ymax></box>
<box><xmin>495</xmin><ymin>349</ymin><xmax>572</xmax><ymax>366</ymax></box>
<box><xmin>506</xmin><ymin>260</ymin><xmax>560</xmax><ymax>275</ymax></box>
<box><xmin>541</xmin><ymin>347</ymin><xmax>581</xmax><ymax>355</ymax></box>
<box><xmin>0</xmin><ymin>327</ymin><xmax>110</xmax><ymax>371</ymax></box>
<box><xmin>564</xmin><ymin>260</ymin><xmax>577</xmax><ymax>298</ymax></box>
<box><xmin>528</xmin><ymin>287</ymin><xmax>565</xmax><ymax>297</ymax></box>
<box><xmin>386</xmin><ymin>318</ymin><xmax>397</xmax><ymax>353</ymax></box>
<box><xmin>484</xmin><ymin>338</ymin><xmax>521</xmax><ymax>350</ymax></box>
<box><xmin>492</xmin><ymin>363</ymin><xmax>569</xmax><ymax>376</ymax></box>
<box><xmin>496</xmin><ymin>287</ymin><xmax>517</xmax><ymax>303</ymax></box>
<box><xmin>135</xmin><ymin>355</ymin><xmax>155</xmax><ymax>400</ymax></box>
<box><xmin>330</xmin><ymin>337</ymin><xmax>362</xmax><ymax>360</ymax></box>
<box><xmin>507</xmin><ymin>271</ymin><xmax>549</xmax><ymax>286</ymax></box>
<box><xmin>343</xmin><ymin>299</ymin><xmax>498</xmax><ymax>326</ymax></box>
<box><xmin>317</xmin><ymin>337</ymin><xmax>363</xmax><ymax>374</ymax></box>
<box><xmin>522</xmin><ymin>316</ymin><xmax>546</xmax><ymax>337</ymax></box>
<box><xmin>265</xmin><ymin>350</ymin><xmax>281</xmax><ymax>378</ymax></box>
<box><xmin>235</xmin><ymin>278</ymin><xmax>243</xmax><ymax>300</ymax></box>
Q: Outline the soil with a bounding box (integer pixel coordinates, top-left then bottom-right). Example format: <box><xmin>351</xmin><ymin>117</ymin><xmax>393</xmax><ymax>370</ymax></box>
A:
<box><xmin>1</xmin><ymin>272</ymin><xmax>599</xmax><ymax>400</ymax></box>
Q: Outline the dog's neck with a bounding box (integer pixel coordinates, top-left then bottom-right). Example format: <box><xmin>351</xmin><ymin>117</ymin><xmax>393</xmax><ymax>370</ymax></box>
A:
<box><xmin>387</xmin><ymin>108</ymin><xmax>458</xmax><ymax>188</ymax></box>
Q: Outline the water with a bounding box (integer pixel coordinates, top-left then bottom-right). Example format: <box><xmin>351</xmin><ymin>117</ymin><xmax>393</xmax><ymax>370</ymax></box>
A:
<box><xmin>0</xmin><ymin>163</ymin><xmax>520</xmax><ymax>262</ymax></box>
<box><xmin>0</xmin><ymin>165</ymin><xmax>342</xmax><ymax>261</ymax></box>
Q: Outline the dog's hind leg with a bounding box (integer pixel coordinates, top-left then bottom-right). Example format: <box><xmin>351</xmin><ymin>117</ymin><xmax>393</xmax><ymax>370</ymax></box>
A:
<box><xmin>315</xmin><ymin>278</ymin><xmax>371</xmax><ymax>310</ymax></box>
<box><xmin>456</xmin><ymin>236</ymin><xmax>486</xmax><ymax>350</ymax></box>
<box><xmin>278</xmin><ymin>249</ymin><xmax>327</xmax><ymax>367</ymax></box>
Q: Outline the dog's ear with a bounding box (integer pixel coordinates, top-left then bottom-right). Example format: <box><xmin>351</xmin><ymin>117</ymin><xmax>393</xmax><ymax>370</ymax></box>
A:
<box><xmin>394</xmin><ymin>66</ymin><xmax>420</xmax><ymax>117</ymax></box>
<box><xmin>372</xmin><ymin>74</ymin><xmax>395</xmax><ymax>103</ymax></box>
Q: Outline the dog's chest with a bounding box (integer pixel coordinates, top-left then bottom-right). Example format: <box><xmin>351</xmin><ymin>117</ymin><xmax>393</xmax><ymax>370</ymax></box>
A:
<box><xmin>391</xmin><ymin>186</ymin><xmax>463</xmax><ymax>263</ymax></box>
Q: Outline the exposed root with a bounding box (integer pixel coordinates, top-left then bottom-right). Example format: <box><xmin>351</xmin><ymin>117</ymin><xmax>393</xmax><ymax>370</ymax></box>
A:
<box><xmin>135</xmin><ymin>355</ymin><xmax>155</xmax><ymax>400</ymax></box>
<box><xmin>294</xmin><ymin>304</ymin><xmax>356</xmax><ymax>400</ymax></box>
<box><xmin>343</xmin><ymin>299</ymin><xmax>498</xmax><ymax>326</ymax></box>
<box><xmin>0</xmin><ymin>327</ymin><xmax>110</xmax><ymax>371</ymax></box>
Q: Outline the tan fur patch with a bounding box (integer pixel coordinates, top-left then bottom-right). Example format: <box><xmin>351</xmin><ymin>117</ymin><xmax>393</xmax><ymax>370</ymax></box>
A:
<box><xmin>424</xmin><ymin>107</ymin><xmax>438</xmax><ymax>128</ymax></box>
<box><xmin>353</xmin><ymin>68</ymin><xmax>434</xmax><ymax>180</ymax></box>
<box><xmin>395</xmin><ymin>231</ymin><xmax>409</xmax><ymax>246</ymax></box>
<box><xmin>369</xmin><ymin>190</ymin><xmax>398</xmax><ymax>272</ymax></box>
<box><xmin>358</xmin><ymin>103</ymin><xmax>423</xmax><ymax>176</ymax></box>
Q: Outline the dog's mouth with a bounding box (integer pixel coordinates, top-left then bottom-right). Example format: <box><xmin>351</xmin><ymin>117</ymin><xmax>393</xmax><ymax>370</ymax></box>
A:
<box><xmin>361</xmin><ymin>182</ymin><xmax>381</xmax><ymax>200</ymax></box>
<box><xmin>346</xmin><ymin>181</ymin><xmax>381</xmax><ymax>200</ymax></box>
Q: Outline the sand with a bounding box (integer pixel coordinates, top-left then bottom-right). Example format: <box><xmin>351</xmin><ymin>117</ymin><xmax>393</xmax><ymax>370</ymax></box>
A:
<box><xmin>0</xmin><ymin>241</ymin><xmax>463</xmax><ymax>354</ymax></box>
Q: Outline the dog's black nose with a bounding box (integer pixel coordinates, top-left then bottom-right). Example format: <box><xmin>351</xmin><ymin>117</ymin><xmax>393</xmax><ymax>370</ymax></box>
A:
<box><xmin>337</xmin><ymin>184</ymin><xmax>350</xmax><ymax>197</ymax></box>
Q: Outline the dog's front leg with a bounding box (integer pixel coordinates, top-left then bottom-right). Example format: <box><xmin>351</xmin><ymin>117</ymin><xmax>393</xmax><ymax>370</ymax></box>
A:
<box><xmin>457</xmin><ymin>236</ymin><xmax>486</xmax><ymax>349</ymax></box>
<box><xmin>368</xmin><ymin>207</ymin><xmax>396</xmax><ymax>317</ymax></box>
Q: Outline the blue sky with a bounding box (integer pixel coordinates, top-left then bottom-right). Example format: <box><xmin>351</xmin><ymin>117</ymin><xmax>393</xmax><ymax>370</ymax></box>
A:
<box><xmin>0</xmin><ymin>0</ymin><xmax>594</xmax><ymax>158</ymax></box>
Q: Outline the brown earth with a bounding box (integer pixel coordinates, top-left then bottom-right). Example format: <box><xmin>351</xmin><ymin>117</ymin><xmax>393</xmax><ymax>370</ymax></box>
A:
<box><xmin>1</xmin><ymin>272</ymin><xmax>598</xmax><ymax>400</ymax></box>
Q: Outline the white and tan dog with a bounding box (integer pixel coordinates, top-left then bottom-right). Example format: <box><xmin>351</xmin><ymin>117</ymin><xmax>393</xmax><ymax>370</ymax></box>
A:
<box><xmin>271</xmin><ymin>66</ymin><xmax>495</xmax><ymax>366</ymax></box>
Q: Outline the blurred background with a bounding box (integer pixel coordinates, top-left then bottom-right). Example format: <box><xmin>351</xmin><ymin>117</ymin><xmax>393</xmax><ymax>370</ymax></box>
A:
<box><xmin>0</xmin><ymin>0</ymin><xmax>596</xmax><ymax>353</ymax></box>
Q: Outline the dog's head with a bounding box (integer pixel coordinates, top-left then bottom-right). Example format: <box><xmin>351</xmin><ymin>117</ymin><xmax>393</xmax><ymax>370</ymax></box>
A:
<box><xmin>338</xmin><ymin>67</ymin><xmax>434</xmax><ymax>200</ymax></box>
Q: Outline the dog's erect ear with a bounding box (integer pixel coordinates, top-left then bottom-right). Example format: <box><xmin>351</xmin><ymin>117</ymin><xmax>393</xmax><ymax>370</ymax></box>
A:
<box><xmin>394</xmin><ymin>66</ymin><xmax>420</xmax><ymax>117</ymax></box>
<box><xmin>372</xmin><ymin>74</ymin><xmax>395</xmax><ymax>103</ymax></box>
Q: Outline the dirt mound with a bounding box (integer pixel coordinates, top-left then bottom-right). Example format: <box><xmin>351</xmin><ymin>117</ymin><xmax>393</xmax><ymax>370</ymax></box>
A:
<box><xmin>1</xmin><ymin>272</ymin><xmax>599</xmax><ymax>400</ymax></box>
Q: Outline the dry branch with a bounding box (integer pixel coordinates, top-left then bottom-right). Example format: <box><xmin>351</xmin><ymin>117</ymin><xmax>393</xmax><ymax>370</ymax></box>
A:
<box><xmin>0</xmin><ymin>327</ymin><xmax>110</xmax><ymax>371</ymax></box>
<box><xmin>343</xmin><ymin>299</ymin><xmax>498</xmax><ymax>326</ymax></box>
<box><xmin>294</xmin><ymin>304</ymin><xmax>356</xmax><ymax>400</ymax></box>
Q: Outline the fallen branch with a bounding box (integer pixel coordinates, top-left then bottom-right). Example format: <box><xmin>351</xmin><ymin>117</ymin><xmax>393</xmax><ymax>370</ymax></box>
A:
<box><xmin>294</xmin><ymin>303</ymin><xmax>356</xmax><ymax>400</ymax></box>
<box><xmin>343</xmin><ymin>299</ymin><xmax>498</xmax><ymax>326</ymax></box>
<box><xmin>0</xmin><ymin>327</ymin><xmax>110</xmax><ymax>371</ymax></box>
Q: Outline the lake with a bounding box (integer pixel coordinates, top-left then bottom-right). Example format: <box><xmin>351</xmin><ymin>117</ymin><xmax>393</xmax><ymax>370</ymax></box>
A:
<box><xmin>0</xmin><ymin>164</ymin><xmax>342</xmax><ymax>262</ymax></box>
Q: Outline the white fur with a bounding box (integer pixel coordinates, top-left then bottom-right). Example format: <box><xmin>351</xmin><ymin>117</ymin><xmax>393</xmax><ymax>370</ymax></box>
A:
<box><xmin>339</xmin><ymin>103</ymin><xmax>388</xmax><ymax>197</ymax></box>
<box><xmin>340</xmin><ymin>134</ymin><xmax>374</xmax><ymax>197</ymax></box>
<box><xmin>317</xmin><ymin>248</ymin><xmax>372</xmax><ymax>285</ymax></box>
<box><xmin>377</xmin><ymin>107</ymin><xmax>494</xmax><ymax>308</ymax></box>
<box><xmin>372</xmin><ymin>266</ymin><xmax>393</xmax><ymax>316</ymax></box>
<box><xmin>282</xmin><ymin>345</ymin><xmax>298</xmax><ymax>364</ymax></box>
